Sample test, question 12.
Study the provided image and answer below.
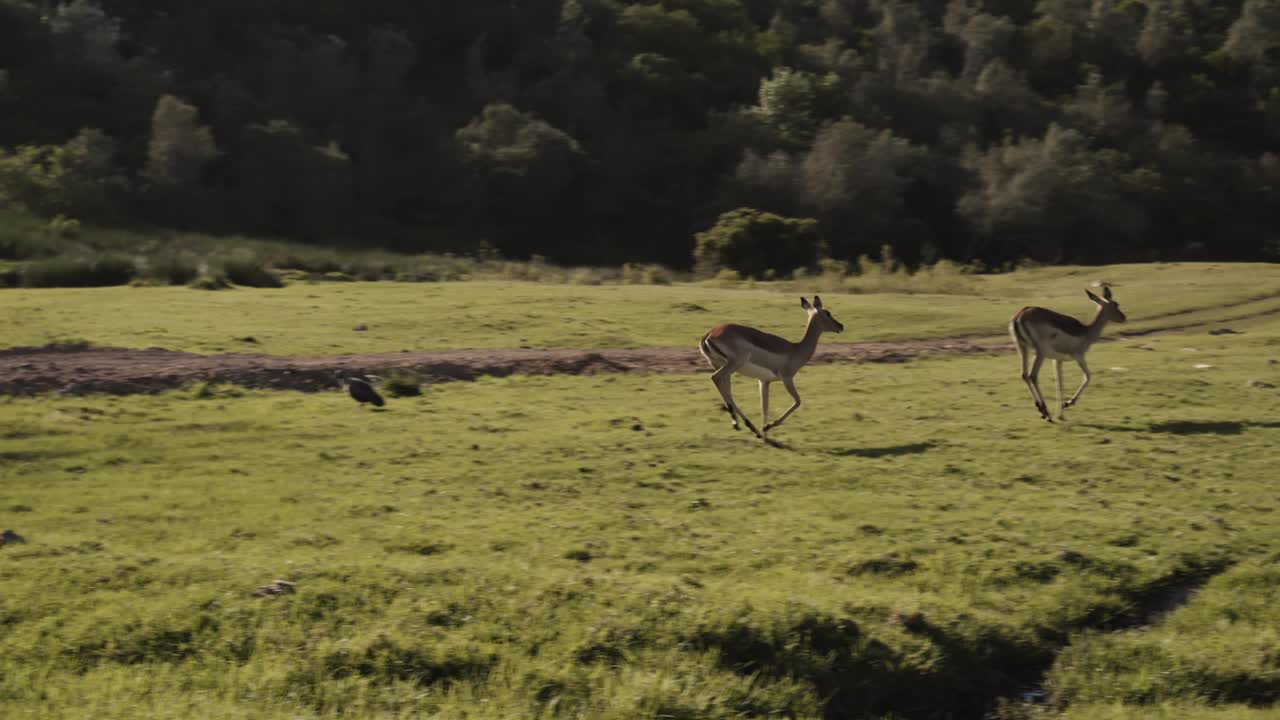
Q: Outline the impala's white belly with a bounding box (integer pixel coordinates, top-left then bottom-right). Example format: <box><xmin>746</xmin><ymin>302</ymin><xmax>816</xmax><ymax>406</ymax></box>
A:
<box><xmin>736</xmin><ymin>348</ymin><xmax>788</xmax><ymax>381</ymax></box>
<box><xmin>737</xmin><ymin>361</ymin><xmax>781</xmax><ymax>381</ymax></box>
<box><xmin>1039</xmin><ymin>336</ymin><xmax>1084</xmax><ymax>361</ymax></box>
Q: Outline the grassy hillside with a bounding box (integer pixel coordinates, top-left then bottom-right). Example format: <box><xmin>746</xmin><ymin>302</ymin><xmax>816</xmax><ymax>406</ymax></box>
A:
<box><xmin>2</xmin><ymin>320</ymin><xmax>1279</xmax><ymax>718</ymax></box>
<box><xmin>2</xmin><ymin>263</ymin><xmax>1278</xmax><ymax>354</ymax></box>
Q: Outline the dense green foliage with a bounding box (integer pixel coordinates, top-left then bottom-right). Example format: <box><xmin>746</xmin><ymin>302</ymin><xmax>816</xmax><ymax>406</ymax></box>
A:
<box><xmin>693</xmin><ymin>207</ymin><xmax>823</xmax><ymax>277</ymax></box>
<box><xmin>1</xmin><ymin>0</ymin><xmax>1278</xmax><ymax>269</ymax></box>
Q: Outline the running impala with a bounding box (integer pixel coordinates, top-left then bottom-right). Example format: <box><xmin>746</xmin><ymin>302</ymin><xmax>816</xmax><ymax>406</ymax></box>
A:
<box><xmin>1009</xmin><ymin>286</ymin><xmax>1127</xmax><ymax>422</ymax></box>
<box><xmin>699</xmin><ymin>296</ymin><xmax>844</xmax><ymax>440</ymax></box>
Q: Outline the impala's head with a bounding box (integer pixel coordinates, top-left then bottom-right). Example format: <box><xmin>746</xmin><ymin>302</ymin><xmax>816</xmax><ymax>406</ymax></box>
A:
<box><xmin>1086</xmin><ymin>286</ymin><xmax>1126</xmax><ymax>324</ymax></box>
<box><xmin>801</xmin><ymin>295</ymin><xmax>844</xmax><ymax>333</ymax></box>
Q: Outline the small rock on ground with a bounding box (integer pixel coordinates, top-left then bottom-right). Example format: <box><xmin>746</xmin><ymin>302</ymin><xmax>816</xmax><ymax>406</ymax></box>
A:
<box><xmin>1</xmin><ymin>529</ymin><xmax>26</xmax><ymax>546</ymax></box>
<box><xmin>254</xmin><ymin>579</ymin><xmax>296</xmax><ymax>596</ymax></box>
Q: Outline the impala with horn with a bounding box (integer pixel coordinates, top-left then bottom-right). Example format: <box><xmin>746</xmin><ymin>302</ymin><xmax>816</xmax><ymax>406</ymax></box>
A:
<box><xmin>699</xmin><ymin>296</ymin><xmax>844</xmax><ymax>441</ymax></box>
<box><xmin>1009</xmin><ymin>286</ymin><xmax>1127</xmax><ymax>422</ymax></box>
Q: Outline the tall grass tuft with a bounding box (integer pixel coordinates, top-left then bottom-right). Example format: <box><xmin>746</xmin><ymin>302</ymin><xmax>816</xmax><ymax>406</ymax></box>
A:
<box><xmin>785</xmin><ymin>250</ymin><xmax>979</xmax><ymax>295</ymax></box>
<box><xmin>382</xmin><ymin>371</ymin><xmax>423</xmax><ymax>398</ymax></box>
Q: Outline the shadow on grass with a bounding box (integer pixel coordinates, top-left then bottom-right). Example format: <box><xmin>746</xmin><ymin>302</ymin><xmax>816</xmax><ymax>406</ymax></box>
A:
<box><xmin>1081</xmin><ymin>420</ymin><xmax>1280</xmax><ymax>436</ymax></box>
<box><xmin>0</xmin><ymin>448</ymin><xmax>83</xmax><ymax>463</ymax></box>
<box><xmin>826</xmin><ymin>442</ymin><xmax>935</xmax><ymax>458</ymax></box>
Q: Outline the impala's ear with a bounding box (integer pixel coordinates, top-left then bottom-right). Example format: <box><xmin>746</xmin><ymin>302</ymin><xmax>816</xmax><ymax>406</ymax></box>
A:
<box><xmin>1102</xmin><ymin>286</ymin><xmax>1113</xmax><ymax>301</ymax></box>
<box><xmin>1086</xmin><ymin>290</ymin><xmax>1103</xmax><ymax>304</ymax></box>
<box><xmin>813</xmin><ymin>295</ymin><xmax>823</xmax><ymax>310</ymax></box>
<box><xmin>800</xmin><ymin>297</ymin><xmax>811</xmax><ymax>310</ymax></box>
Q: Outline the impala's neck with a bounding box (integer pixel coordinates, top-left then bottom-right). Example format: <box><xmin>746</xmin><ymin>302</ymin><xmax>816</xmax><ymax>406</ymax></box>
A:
<box><xmin>1084</xmin><ymin>305</ymin><xmax>1110</xmax><ymax>346</ymax></box>
<box><xmin>794</xmin><ymin>315</ymin><xmax>826</xmax><ymax>364</ymax></box>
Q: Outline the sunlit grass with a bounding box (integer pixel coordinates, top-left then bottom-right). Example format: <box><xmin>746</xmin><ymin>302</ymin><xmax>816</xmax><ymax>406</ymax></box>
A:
<box><xmin>1</xmin><ymin>263</ymin><xmax>1277</xmax><ymax>355</ymax></box>
<box><xmin>2</xmin><ymin>324</ymin><xmax>1278</xmax><ymax>718</ymax></box>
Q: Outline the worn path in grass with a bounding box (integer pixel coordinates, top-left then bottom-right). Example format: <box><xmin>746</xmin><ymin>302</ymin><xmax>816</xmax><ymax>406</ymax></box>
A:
<box><xmin>1</xmin><ymin>262</ymin><xmax>1276</xmax><ymax>397</ymax></box>
<box><xmin>0</xmin><ymin>337</ymin><xmax>1002</xmax><ymax>396</ymax></box>
<box><xmin>3</xmin><ymin>292</ymin><xmax>1277</xmax><ymax>396</ymax></box>
<box><xmin>4</xmin><ymin>287</ymin><xmax>1275</xmax><ymax>395</ymax></box>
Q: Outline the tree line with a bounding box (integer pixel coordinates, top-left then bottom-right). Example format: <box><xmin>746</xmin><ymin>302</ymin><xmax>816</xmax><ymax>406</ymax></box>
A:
<box><xmin>1</xmin><ymin>0</ymin><xmax>1278</xmax><ymax>272</ymax></box>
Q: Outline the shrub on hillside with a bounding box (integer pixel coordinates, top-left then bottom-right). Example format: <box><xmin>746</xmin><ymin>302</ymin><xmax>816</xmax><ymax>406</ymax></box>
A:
<box><xmin>45</xmin><ymin>214</ymin><xmax>81</xmax><ymax>238</ymax></box>
<box><xmin>694</xmin><ymin>208</ymin><xmax>823</xmax><ymax>279</ymax></box>
<box><xmin>621</xmin><ymin>262</ymin><xmax>674</xmax><ymax>285</ymax></box>
<box><xmin>146</xmin><ymin>253</ymin><xmax>200</xmax><ymax>285</ymax></box>
<box><xmin>188</xmin><ymin>273</ymin><xmax>231</xmax><ymax>290</ymax></box>
<box><xmin>274</xmin><ymin>252</ymin><xmax>343</xmax><ymax>274</ymax></box>
<box><xmin>349</xmin><ymin>260</ymin><xmax>391</xmax><ymax>281</ymax></box>
<box><xmin>0</xmin><ymin>227</ymin><xmax>53</xmax><ymax>260</ymax></box>
<box><xmin>220</xmin><ymin>257</ymin><xmax>283</xmax><ymax>288</ymax></box>
<box><xmin>0</xmin><ymin>129</ymin><xmax>130</xmax><ymax>223</ymax></box>
<box><xmin>21</xmin><ymin>254</ymin><xmax>136</xmax><ymax>287</ymax></box>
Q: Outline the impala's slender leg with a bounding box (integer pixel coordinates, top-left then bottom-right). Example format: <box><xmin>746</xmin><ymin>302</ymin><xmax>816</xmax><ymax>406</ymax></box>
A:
<box><xmin>759</xmin><ymin>380</ymin><xmax>771</xmax><ymax>437</ymax></box>
<box><xmin>1065</xmin><ymin>355</ymin><xmax>1091</xmax><ymax>409</ymax></box>
<box><xmin>765</xmin><ymin>376</ymin><xmax>802</xmax><ymax>431</ymax></box>
<box><xmin>1014</xmin><ymin>334</ymin><xmax>1044</xmax><ymax>418</ymax></box>
<box><xmin>711</xmin><ymin>361</ymin><xmax>762</xmax><ymax>438</ymax></box>
<box><xmin>1027</xmin><ymin>353</ymin><xmax>1051</xmax><ymax>421</ymax></box>
<box><xmin>1054</xmin><ymin>359</ymin><xmax>1065</xmax><ymax>420</ymax></box>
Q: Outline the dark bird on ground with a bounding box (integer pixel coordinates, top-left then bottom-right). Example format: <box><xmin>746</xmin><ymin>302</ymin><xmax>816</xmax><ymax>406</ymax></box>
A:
<box><xmin>336</xmin><ymin>371</ymin><xmax>385</xmax><ymax>407</ymax></box>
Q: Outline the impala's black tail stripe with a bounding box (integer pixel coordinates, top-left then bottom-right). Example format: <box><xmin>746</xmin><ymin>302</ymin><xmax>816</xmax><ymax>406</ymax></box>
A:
<box><xmin>702</xmin><ymin>336</ymin><xmax>728</xmax><ymax>361</ymax></box>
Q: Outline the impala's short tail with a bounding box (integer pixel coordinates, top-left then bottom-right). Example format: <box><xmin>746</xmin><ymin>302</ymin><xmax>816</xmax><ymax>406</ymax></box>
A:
<box><xmin>1009</xmin><ymin>307</ymin><xmax>1033</xmax><ymax>351</ymax></box>
<box><xmin>699</xmin><ymin>334</ymin><xmax>726</xmax><ymax>369</ymax></box>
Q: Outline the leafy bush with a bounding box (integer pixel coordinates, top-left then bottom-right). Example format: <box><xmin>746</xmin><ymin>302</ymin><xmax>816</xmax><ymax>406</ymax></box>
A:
<box><xmin>0</xmin><ymin>129</ymin><xmax>130</xmax><ymax>223</ymax></box>
<box><xmin>349</xmin><ymin>261</ymin><xmax>391</xmax><ymax>281</ymax></box>
<box><xmin>694</xmin><ymin>208</ymin><xmax>823</xmax><ymax>279</ymax></box>
<box><xmin>0</xmin><ymin>228</ymin><xmax>52</xmax><ymax>260</ymax></box>
<box><xmin>21</xmin><ymin>254</ymin><xmax>136</xmax><ymax>287</ymax></box>
<box><xmin>220</xmin><ymin>258</ymin><xmax>283</xmax><ymax>288</ymax></box>
<box><xmin>621</xmin><ymin>262</ymin><xmax>673</xmax><ymax>285</ymax></box>
<box><xmin>45</xmin><ymin>214</ymin><xmax>80</xmax><ymax>238</ymax></box>
<box><xmin>145</xmin><ymin>253</ymin><xmax>200</xmax><ymax>285</ymax></box>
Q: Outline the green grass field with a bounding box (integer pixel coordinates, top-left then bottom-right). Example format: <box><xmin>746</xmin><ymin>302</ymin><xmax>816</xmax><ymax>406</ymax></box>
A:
<box><xmin>2</xmin><ymin>264</ymin><xmax>1280</xmax><ymax>719</ymax></box>
<box><xmin>2</xmin><ymin>262</ymin><xmax>1279</xmax><ymax>354</ymax></box>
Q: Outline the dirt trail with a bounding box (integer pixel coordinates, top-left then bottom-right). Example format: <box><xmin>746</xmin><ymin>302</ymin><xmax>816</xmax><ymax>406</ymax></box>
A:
<box><xmin>4</xmin><ymin>291</ymin><xmax>1270</xmax><ymax>397</ymax></box>
<box><xmin>0</xmin><ymin>338</ymin><xmax>1006</xmax><ymax>396</ymax></box>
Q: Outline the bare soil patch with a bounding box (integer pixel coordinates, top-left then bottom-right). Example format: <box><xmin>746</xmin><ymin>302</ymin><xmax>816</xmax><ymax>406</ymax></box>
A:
<box><xmin>0</xmin><ymin>338</ymin><xmax>1005</xmax><ymax>397</ymax></box>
